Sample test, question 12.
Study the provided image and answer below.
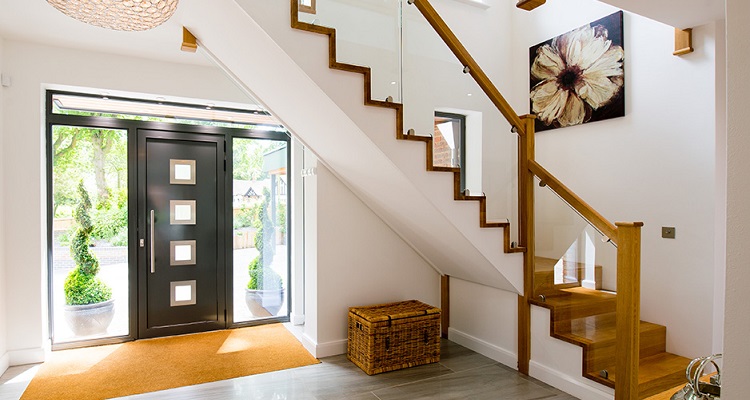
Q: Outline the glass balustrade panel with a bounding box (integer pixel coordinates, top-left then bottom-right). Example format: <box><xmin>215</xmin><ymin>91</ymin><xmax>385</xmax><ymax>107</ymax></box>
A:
<box><xmin>402</xmin><ymin>0</ymin><xmax>519</xmax><ymax>245</ymax></box>
<box><xmin>534</xmin><ymin>177</ymin><xmax>617</xmax><ymax>298</ymax></box>
<box><xmin>297</xmin><ymin>0</ymin><xmax>402</xmax><ymax>103</ymax></box>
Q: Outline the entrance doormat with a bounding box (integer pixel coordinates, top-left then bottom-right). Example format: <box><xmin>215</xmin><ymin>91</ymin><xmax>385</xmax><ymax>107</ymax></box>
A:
<box><xmin>21</xmin><ymin>324</ymin><xmax>319</xmax><ymax>399</ymax></box>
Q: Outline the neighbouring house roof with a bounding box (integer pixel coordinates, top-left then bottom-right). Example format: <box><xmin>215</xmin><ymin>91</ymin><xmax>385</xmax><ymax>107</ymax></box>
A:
<box><xmin>233</xmin><ymin>179</ymin><xmax>269</xmax><ymax>199</ymax></box>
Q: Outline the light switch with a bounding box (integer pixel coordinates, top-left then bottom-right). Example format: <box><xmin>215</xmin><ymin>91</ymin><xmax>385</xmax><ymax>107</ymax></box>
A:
<box><xmin>662</xmin><ymin>227</ymin><xmax>676</xmax><ymax>239</ymax></box>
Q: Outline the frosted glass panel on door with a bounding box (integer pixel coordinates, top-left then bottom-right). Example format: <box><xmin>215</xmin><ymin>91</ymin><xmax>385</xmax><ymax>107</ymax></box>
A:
<box><xmin>170</xmin><ymin>200</ymin><xmax>196</xmax><ymax>225</ymax></box>
<box><xmin>171</xmin><ymin>280</ymin><xmax>197</xmax><ymax>306</ymax></box>
<box><xmin>175</xmin><ymin>245</ymin><xmax>191</xmax><ymax>261</ymax></box>
<box><xmin>174</xmin><ymin>205</ymin><xmax>191</xmax><ymax>220</ymax></box>
<box><xmin>174</xmin><ymin>165</ymin><xmax>191</xmax><ymax>180</ymax></box>
<box><xmin>175</xmin><ymin>286</ymin><xmax>191</xmax><ymax>301</ymax></box>
<box><xmin>170</xmin><ymin>159</ymin><xmax>196</xmax><ymax>185</ymax></box>
<box><xmin>170</xmin><ymin>240</ymin><xmax>196</xmax><ymax>266</ymax></box>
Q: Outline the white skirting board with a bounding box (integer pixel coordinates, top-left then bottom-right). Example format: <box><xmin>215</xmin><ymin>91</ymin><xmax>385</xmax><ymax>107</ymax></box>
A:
<box><xmin>283</xmin><ymin>324</ymin><xmax>348</xmax><ymax>359</ymax></box>
<box><xmin>8</xmin><ymin>347</ymin><xmax>45</xmax><ymax>367</ymax></box>
<box><xmin>313</xmin><ymin>339</ymin><xmax>348</xmax><ymax>358</ymax></box>
<box><xmin>447</xmin><ymin>328</ymin><xmax>517</xmax><ymax>370</ymax></box>
<box><xmin>0</xmin><ymin>352</ymin><xmax>9</xmax><ymax>376</ymax></box>
<box><xmin>530</xmin><ymin>361</ymin><xmax>614</xmax><ymax>400</ymax></box>
<box><xmin>290</xmin><ymin>312</ymin><xmax>305</xmax><ymax>326</ymax></box>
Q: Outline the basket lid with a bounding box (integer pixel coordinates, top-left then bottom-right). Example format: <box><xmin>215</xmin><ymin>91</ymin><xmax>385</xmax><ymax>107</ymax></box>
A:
<box><xmin>349</xmin><ymin>300</ymin><xmax>440</xmax><ymax>322</ymax></box>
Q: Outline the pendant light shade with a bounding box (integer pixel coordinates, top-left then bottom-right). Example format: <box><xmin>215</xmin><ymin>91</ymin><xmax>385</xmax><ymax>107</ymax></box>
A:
<box><xmin>46</xmin><ymin>0</ymin><xmax>179</xmax><ymax>32</ymax></box>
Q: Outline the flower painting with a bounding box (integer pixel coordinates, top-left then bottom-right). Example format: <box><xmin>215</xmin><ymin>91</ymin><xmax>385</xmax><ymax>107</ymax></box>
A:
<box><xmin>529</xmin><ymin>11</ymin><xmax>624</xmax><ymax>132</ymax></box>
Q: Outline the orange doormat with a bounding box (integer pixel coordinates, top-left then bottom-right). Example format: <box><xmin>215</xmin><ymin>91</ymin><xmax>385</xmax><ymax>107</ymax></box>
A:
<box><xmin>21</xmin><ymin>324</ymin><xmax>319</xmax><ymax>400</ymax></box>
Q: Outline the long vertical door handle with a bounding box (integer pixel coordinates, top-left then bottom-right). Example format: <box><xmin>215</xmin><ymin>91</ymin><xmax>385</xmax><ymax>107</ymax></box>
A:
<box><xmin>150</xmin><ymin>209</ymin><xmax>156</xmax><ymax>274</ymax></box>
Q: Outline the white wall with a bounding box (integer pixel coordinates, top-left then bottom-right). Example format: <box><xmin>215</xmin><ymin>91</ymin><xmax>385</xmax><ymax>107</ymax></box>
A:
<box><xmin>448</xmin><ymin>278</ymin><xmax>518</xmax><ymax>368</ymax></box>
<box><xmin>0</xmin><ymin>39</ymin><xmax>249</xmax><ymax>364</ymax></box>
<box><xmin>311</xmin><ymin>160</ymin><xmax>441</xmax><ymax>355</ymax></box>
<box><xmin>509</xmin><ymin>1</ymin><xmax>718</xmax><ymax>359</ymax></box>
<box><xmin>722</xmin><ymin>0</ymin><xmax>750</xmax><ymax>397</ymax></box>
<box><xmin>0</xmin><ymin>37</ymin><xmax>8</xmax><ymax>374</ymax></box>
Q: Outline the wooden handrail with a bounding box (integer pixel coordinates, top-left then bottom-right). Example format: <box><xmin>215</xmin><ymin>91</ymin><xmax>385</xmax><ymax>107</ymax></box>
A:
<box><xmin>409</xmin><ymin>0</ymin><xmax>526</xmax><ymax>134</ymax></box>
<box><xmin>528</xmin><ymin>160</ymin><xmax>618</xmax><ymax>243</ymax></box>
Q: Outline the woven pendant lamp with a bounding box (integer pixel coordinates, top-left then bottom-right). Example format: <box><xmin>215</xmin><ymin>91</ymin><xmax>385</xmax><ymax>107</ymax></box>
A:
<box><xmin>46</xmin><ymin>0</ymin><xmax>179</xmax><ymax>31</ymax></box>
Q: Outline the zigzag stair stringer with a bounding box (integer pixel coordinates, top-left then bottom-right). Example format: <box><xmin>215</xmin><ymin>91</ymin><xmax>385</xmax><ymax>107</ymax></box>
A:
<box><xmin>288</xmin><ymin>0</ymin><xmax>524</xmax><ymax>256</ymax></box>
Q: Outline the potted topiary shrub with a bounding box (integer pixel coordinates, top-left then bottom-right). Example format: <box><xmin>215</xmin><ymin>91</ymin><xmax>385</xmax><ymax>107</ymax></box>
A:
<box><xmin>245</xmin><ymin>258</ymin><xmax>284</xmax><ymax>317</ymax></box>
<box><xmin>245</xmin><ymin>188</ymin><xmax>284</xmax><ymax>317</ymax></box>
<box><xmin>63</xmin><ymin>181</ymin><xmax>115</xmax><ymax>336</ymax></box>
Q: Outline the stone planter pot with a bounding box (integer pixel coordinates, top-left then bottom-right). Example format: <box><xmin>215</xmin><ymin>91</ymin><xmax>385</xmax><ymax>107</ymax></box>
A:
<box><xmin>245</xmin><ymin>288</ymin><xmax>285</xmax><ymax>317</ymax></box>
<box><xmin>63</xmin><ymin>299</ymin><xmax>115</xmax><ymax>337</ymax></box>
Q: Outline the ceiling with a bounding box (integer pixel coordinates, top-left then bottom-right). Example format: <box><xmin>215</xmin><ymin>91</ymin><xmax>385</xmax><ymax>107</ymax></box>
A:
<box><xmin>596</xmin><ymin>0</ymin><xmax>724</xmax><ymax>29</ymax></box>
<box><xmin>0</xmin><ymin>0</ymin><xmax>210</xmax><ymax>66</ymax></box>
<box><xmin>0</xmin><ymin>0</ymin><xmax>726</xmax><ymax>68</ymax></box>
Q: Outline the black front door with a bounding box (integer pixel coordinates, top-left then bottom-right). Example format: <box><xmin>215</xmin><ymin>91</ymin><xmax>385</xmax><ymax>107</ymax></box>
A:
<box><xmin>137</xmin><ymin>129</ymin><xmax>225</xmax><ymax>338</ymax></box>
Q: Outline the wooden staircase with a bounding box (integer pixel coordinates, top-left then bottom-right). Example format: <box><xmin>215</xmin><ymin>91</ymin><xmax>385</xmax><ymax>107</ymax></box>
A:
<box><xmin>530</xmin><ymin>287</ymin><xmax>691</xmax><ymax>398</ymax></box>
<box><xmin>286</xmin><ymin>0</ymin><xmax>690</xmax><ymax>398</ymax></box>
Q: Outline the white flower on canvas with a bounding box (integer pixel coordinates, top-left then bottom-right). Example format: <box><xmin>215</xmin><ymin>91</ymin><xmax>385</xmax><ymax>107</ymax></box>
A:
<box><xmin>530</xmin><ymin>24</ymin><xmax>624</xmax><ymax>128</ymax></box>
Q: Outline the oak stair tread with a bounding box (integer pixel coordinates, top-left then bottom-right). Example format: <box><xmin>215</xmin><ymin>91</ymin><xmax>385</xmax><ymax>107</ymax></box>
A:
<box><xmin>555</xmin><ymin>313</ymin><xmax>665</xmax><ymax>346</ymax></box>
<box><xmin>531</xmin><ymin>287</ymin><xmax>617</xmax><ymax>319</ymax></box>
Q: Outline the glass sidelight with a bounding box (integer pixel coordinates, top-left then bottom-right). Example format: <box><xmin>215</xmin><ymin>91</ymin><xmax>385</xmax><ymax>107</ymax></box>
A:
<box><xmin>232</xmin><ymin>138</ymin><xmax>289</xmax><ymax>323</ymax></box>
<box><xmin>49</xmin><ymin>126</ymin><xmax>129</xmax><ymax>343</ymax></box>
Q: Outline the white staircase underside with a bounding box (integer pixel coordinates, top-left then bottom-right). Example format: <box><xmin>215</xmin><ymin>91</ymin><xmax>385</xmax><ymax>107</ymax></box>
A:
<box><xmin>177</xmin><ymin>0</ymin><xmax>523</xmax><ymax>293</ymax></box>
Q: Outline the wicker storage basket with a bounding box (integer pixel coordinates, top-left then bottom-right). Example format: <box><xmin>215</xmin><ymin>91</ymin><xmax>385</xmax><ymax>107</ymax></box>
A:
<box><xmin>347</xmin><ymin>300</ymin><xmax>441</xmax><ymax>375</ymax></box>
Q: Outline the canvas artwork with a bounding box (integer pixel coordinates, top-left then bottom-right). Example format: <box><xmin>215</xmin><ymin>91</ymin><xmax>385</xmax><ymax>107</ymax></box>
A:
<box><xmin>529</xmin><ymin>11</ymin><xmax>624</xmax><ymax>132</ymax></box>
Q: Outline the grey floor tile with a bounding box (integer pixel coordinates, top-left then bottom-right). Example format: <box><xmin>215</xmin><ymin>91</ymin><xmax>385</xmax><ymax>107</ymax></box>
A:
<box><xmin>438</xmin><ymin>339</ymin><xmax>496</xmax><ymax>373</ymax></box>
<box><xmin>372</xmin><ymin>364</ymin><xmax>572</xmax><ymax>400</ymax></box>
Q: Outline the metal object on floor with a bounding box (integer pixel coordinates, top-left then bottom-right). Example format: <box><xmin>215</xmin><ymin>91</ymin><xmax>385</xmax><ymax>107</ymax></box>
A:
<box><xmin>671</xmin><ymin>354</ymin><xmax>721</xmax><ymax>400</ymax></box>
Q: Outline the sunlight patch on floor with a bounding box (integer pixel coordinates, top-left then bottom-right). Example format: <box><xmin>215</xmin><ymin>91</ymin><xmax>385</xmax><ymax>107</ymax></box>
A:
<box><xmin>217</xmin><ymin>330</ymin><xmax>258</xmax><ymax>354</ymax></box>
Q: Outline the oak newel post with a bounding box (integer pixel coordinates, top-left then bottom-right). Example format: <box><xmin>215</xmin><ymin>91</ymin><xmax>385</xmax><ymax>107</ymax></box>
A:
<box><xmin>517</xmin><ymin>114</ymin><xmax>535</xmax><ymax>375</ymax></box>
<box><xmin>615</xmin><ymin>222</ymin><xmax>643</xmax><ymax>400</ymax></box>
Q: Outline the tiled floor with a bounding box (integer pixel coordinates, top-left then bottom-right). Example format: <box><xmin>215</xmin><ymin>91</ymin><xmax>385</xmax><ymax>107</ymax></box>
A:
<box><xmin>0</xmin><ymin>339</ymin><xmax>577</xmax><ymax>400</ymax></box>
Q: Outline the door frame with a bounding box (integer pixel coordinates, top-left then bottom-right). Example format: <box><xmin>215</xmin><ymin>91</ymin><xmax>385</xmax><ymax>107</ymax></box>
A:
<box><xmin>136</xmin><ymin>128</ymin><xmax>227</xmax><ymax>339</ymax></box>
<box><xmin>45</xmin><ymin>90</ymin><xmax>291</xmax><ymax>349</ymax></box>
